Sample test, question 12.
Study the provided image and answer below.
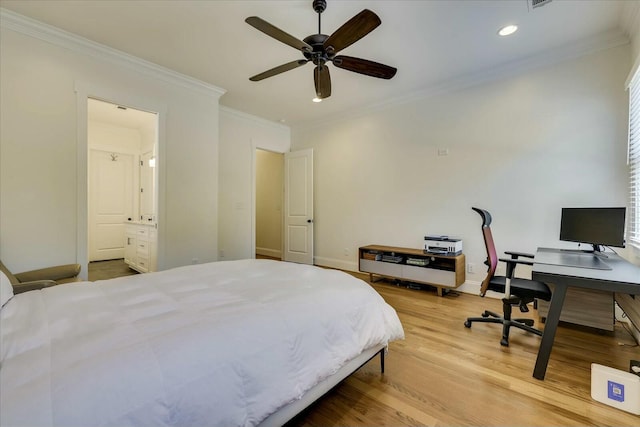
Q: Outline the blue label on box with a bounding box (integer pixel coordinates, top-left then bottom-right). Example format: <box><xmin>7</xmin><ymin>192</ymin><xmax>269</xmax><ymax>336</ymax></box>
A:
<box><xmin>608</xmin><ymin>380</ymin><xmax>625</xmax><ymax>402</ymax></box>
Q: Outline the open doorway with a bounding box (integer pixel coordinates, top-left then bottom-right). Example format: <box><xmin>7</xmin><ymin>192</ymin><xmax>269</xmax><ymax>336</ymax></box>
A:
<box><xmin>87</xmin><ymin>98</ymin><xmax>158</xmax><ymax>280</ymax></box>
<box><xmin>255</xmin><ymin>149</ymin><xmax>284</xmax><ymax>260</ymax></box>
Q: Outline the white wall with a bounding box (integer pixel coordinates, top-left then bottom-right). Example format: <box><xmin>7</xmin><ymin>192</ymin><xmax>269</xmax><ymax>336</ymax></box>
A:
<box><xmin>0</xmin><ymin>18</ymin><xmax>223</xmax><ymax>275</ymax></box>
<box><xmin>218</xmin><ymin>107</ymin><xmax>290</xmax><ymax>260</ymax></box>
<box><xmin>292</xmin><ymin>45</ymin><xmax>631</xmax><ymax>293</ymax></box>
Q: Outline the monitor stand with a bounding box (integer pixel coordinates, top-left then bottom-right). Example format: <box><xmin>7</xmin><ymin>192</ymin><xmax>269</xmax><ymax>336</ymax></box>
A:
<box><xmin>561</xmin><ymin>244</ymin><xmax>609</xmax><ymax>258</ymax></box>
<box><xmin>538</xmin><ymin>248</ymin><xmax>612</xmax><ymax>270</ymax></box>
<box><xmin>590</xmin><ymin>244</ymin><xmax>610</xmax><ymax>259</ymax></box>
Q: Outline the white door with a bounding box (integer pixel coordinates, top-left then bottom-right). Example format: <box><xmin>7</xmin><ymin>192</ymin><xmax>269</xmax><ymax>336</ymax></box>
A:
<box><xmin>283</xmin><ymin>149</ymin><xmax>314</xmax><ymax>264</ymax></box>
<box><xmin>89</xmin><ymin>150</ymin><xmax>134</xmax><ymax>261</ymax></box>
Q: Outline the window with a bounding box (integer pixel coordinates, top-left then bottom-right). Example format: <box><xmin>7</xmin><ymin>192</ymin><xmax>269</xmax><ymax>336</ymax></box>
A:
<box><xmin>629</xmin><ymin>65</ymin><xmax>640</xmax><ymax>248</ymax></box>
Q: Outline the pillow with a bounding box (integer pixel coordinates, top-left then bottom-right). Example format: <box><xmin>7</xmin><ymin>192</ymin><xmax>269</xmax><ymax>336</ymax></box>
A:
<box><xmin>1</xmin><ymin>270</ymin><xmax>14</xmax><ymax>307</ymax></box>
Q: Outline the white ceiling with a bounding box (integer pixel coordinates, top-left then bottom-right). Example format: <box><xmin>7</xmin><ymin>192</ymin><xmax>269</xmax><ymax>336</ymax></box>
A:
<box><xmin>1</xmin><ymin>0</ymin><xmax>638</xmax><ymax>127</ymax></box>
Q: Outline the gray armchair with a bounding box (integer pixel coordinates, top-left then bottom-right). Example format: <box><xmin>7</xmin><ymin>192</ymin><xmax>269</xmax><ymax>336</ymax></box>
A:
<box><xmin>0</xmin><ymin>260</ymin><xmax>81</xmax><ymax>294</ymax></box>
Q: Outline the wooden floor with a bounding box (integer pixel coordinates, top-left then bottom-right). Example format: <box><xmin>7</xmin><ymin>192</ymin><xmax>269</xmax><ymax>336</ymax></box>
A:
<box><xmin>88</xmin><ymin>259</ymin><xmax>138</xmax><ymax>281</ymax></box>
<box><xmin>287</xmin><ymin>273</ymin><xmax>640</xmax><ymax>427</ymax></box>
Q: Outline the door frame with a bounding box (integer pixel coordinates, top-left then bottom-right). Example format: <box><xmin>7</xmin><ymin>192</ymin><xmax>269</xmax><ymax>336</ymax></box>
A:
<box><xmin>251</xmin><ymin>140</ymin><xmax>286</xmax><ymax>259</ymax></box>
<box><xmin>75</xmin><ymin>81</ymin><xmax>166</xmax><ymax>279</ymax></box>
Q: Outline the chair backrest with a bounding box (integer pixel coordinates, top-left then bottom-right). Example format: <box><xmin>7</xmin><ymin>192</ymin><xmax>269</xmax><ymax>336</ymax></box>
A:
<box><xmin>472</xmin><ymin>207</ymin><xmax>498</xmax><ymax>297</ymax></box>
<box><xmin>0</xmin><ymin>260</ymin><xmax>19</xmax><ymax>285</ymax></box>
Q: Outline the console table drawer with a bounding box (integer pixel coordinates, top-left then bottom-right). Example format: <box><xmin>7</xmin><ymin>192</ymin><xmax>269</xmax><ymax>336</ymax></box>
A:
<box><xmin>402</xmin><ymin>265</ymin><xmax>456</xmax><ymax>287</ymax></box>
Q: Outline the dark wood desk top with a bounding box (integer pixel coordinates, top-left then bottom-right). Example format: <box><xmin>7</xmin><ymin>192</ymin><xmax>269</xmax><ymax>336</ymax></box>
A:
<box><xmin>532</xmin><ymin>247</ymin><xmax>640</xmax><ymax>294</ymax></box>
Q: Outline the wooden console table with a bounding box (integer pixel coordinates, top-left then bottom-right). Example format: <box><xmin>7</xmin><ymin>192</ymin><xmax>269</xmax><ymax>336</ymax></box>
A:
<box><xmin>359</xmin><ymin>245</ymin><xmax>465</xmax><ymax>296</ymax></box>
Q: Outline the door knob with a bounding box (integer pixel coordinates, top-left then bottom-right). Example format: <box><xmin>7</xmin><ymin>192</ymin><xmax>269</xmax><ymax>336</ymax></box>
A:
<box><xmin>307</xmin><ymin>219</ymin><xmax>313</xmax><ymax>223</ymax></box>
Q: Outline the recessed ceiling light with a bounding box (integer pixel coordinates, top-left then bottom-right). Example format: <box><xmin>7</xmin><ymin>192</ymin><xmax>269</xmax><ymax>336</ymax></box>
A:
<box><xmin>312</xmin><ymin>97</ymin><xmax>322</xmax><ymax>103</ymax></box>
<box><xmin>498</xmin><ymin>24</ymin><xmax>518</xmax><ymax>36</ymax></box>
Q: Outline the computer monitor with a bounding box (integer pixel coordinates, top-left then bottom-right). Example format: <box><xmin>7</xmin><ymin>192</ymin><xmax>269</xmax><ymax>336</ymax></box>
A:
<box><xmin>559</xmin><ymin>207</ymin><xmax>626</xmax><ymax>252</ymax></box>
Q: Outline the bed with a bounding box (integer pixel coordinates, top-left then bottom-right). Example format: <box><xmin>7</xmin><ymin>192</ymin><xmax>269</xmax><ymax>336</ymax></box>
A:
<box><xmin>0</xmin><ymin>259</ymin><xmax>404</xmax><ymax>427</ymax></box>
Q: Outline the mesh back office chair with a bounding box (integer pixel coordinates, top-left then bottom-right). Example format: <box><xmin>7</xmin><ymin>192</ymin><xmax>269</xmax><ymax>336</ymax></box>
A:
<box><xmin>464</xmin><ymin>207</ymin><xmax>552</xmax><ymax>346</ymax></box>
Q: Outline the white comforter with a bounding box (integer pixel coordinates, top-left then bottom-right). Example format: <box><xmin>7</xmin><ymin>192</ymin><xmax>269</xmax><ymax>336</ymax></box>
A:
<box><xmin>1</xmin><ymin>259</ymin><xmax>404</xmax><ymax>427</ymax></box>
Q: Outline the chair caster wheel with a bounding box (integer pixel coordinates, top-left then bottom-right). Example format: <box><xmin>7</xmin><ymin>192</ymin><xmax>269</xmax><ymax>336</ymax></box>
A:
<box><xmin>464</xmin><ymin>320</ymin><xmax>471</xmax><ymax>328</ymax></box>
<box><xmin>481</xmin><ymin>312</ymin><xmax>489</xmax><ymax>318</ymax></box>
<box><xmin>500</xmin><ymin>338</ymin><xmax>509</xmax><ymax>347</ymax></box>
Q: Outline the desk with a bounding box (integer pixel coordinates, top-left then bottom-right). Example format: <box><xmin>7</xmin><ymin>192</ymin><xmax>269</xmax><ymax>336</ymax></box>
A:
<box><xmin>532</xmin><ymin>247</ymin><xmax>640</xmax><ymax>380</ymax></box>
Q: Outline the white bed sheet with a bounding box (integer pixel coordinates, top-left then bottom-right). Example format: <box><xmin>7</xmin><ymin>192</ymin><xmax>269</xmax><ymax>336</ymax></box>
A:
<box><xmin>0</xmin><ymin>259</ymin><xmax>404</xmax><ymax>427</ymax></box>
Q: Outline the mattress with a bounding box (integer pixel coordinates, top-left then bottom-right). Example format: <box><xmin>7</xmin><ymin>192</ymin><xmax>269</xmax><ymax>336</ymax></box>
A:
<box><xmin>0</xmin><ymin>259</ymin><xmax>404</xmax><ymax>427</ymax></box>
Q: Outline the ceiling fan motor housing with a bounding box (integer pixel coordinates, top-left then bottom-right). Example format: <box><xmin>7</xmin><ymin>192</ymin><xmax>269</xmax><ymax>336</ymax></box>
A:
<box><xmin>303</xmin><ymin>34</ymin><xmax>333</xmax><ymax>65</ymax></box>
<box><xmin>313</xmin><ymin>0</ymin><xmax>327</xmax><ymax>14</ymax></box>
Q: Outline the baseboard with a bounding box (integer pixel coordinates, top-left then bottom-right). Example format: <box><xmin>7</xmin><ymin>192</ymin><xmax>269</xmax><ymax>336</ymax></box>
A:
<box><xmin>256</xmin><ymin>247</ymin><xmax>282</xmax><ymax>259</ymax></box>
<box><xmin>313</xmin><ymin>256</ymin><xmax>359</xmax><ymax>273</ymax></box>
<box><xmin>456</xmin><ymin>280</ymin><xmax>483</xmax><ymax>296</ymax></box>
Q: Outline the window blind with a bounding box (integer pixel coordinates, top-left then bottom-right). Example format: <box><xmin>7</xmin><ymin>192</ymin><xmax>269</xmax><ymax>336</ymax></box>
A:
<box><xmin>629</xmin><ymin>67</ymin><xmax>640</xmax><ymax>247</ymax></box>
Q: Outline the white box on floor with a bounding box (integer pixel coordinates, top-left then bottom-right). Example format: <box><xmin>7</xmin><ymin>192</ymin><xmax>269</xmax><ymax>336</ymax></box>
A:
<box><xmin>591</xmin><ymin>363</ymin><xmax>640</xmax><ymax>415</ymax></box>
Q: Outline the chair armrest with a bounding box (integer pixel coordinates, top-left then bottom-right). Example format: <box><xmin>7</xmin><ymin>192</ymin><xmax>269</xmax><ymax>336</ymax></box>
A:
<box><xmin>12</xmin><ymin>280</ymin><xmax>58</xmax><ymax>294</ymax></box>
<box><xmin>499</xmin><ymin>257</ymin><xmax>534</xmax><ymax>267</ymax></box>
<box><xmin>14</xmin><ymin>264</ymin><xmax>81</xmax><ymax>283</ymax></box>
<box><xmin>504</xmin><ymin>251</ymin><xmax>534</xmax><ymax>259</ymax></box>
<box><xmin>499</xmin><ymin>257</ymin><xmax>534</xmax><ymax>279</ymax></box>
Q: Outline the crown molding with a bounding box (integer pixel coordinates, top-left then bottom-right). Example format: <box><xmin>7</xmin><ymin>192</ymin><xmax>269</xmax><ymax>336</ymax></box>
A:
<box><xmin>0</xmin><ymin>8</ymin><xmax>226</xmax><ymax>100</ymax></box>
<box><xmin>294</xmin><ymin>28</ymin><xmax>630</xmax><ymax>131</ymax></box>
<box><xmin>620</xmin><ymin>0</ymin><xmax>640</xmax><ymax>41</ymax></box>
<box><xmin>220</xmin><ymin>105</ymin><xmax>290</xmax><ymax>131</ymax></box>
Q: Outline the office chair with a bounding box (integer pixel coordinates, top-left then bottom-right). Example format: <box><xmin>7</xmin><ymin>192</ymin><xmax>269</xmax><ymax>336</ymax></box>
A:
<box><xmin>464</xmin><ymin>207</ymin><xmax>552</xmax><ymax>346</ymax></box>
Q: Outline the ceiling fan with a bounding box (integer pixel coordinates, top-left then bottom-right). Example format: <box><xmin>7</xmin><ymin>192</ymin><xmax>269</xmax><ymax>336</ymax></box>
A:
<box><xmin>245</xmin><ymin>0</ymin><xmax>397</xmax><ymax>100</ymax></box>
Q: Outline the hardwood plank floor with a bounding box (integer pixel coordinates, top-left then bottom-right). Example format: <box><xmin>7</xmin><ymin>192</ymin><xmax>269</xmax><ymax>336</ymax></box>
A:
<box><xmin>88</xmin><ymin>259</ymin><xmax>138</xmax><ymax>281</ymax></box>
<box><xmin>287</xmin><ymin>273</ymin><xmax>640</xmax><ymax>426</ymax></box>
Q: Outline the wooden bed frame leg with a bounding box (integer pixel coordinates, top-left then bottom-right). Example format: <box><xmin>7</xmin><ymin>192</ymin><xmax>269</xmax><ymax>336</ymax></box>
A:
<box><xmin>380</xmin><ymin>348</ymin><xmax>385</xmax><ymax>373</ymax></box>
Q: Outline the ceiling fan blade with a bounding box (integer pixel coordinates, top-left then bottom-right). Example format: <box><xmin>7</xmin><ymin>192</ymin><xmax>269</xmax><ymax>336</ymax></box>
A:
<box><xmin>249</xmin><ymin>59</ymin><xmax>309</xmax><ymax>81</ymax></box>
<box><xmin>332</xmin><ymin>56</ymin><xmax>397</xmax><ymax>79</ymax></box>
<box><xmin>245</xmin><ymin>16</ymin><xmax>312</xmax><ymax>52</ymax></box>
<box><xmin>314</xmin><ymin>65</ymin><xmax>331</xmax><ymax>99</ymax></box>
<box><xmin>323</xmin><ymin>9</ymin><xmax>381</xmax><ymax>55</ymax></box>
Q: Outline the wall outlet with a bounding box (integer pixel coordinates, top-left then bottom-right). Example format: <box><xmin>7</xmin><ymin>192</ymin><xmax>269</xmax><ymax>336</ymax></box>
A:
<box><xmin>219</xmin><ymin>249</ymin><xmax>225</xmax><ymax>259</ymax></box>
<box><xmin>191</xmin><ymin>258</ymin><xmax>199</xmax><ymax>264</ymax></box>
<box><xmin>467</xmin><ymin>262</ymin><xmax>475</xmax><ymax>274</ymax></box>
<box><xmin>343</xmin><ymin>248</ymin><xmax>350</xmax><ymax>257</ymax></box>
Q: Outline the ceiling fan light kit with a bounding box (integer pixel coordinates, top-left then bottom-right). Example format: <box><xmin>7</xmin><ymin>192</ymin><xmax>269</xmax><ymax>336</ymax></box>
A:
<box><xmin>246</xmin><ymin>0</ymin><xmax>397</xmax><ymax>100</ymax></box>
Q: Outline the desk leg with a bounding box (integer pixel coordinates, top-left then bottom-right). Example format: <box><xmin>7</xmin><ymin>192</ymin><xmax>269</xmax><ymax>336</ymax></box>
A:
<box><xmin>533</xmin><ymin>284</ymin><xmax>567</xmax><ymax>380</ymax></box>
